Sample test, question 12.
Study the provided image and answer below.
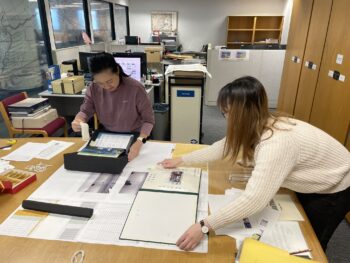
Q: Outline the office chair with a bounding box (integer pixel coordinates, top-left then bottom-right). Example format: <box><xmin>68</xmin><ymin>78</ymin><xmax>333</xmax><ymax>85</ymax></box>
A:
<box><xmin>0</xmin><ymin>92</ymin><xmax>68</xmax><ymax>138</ymax></box>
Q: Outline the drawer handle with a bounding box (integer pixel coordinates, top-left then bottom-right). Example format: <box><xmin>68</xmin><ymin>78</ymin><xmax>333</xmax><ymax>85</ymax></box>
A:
<box><xmin>291</xmin><ymin>56</ymin><xmax>301</xmax><ymax>63</ymax></box>
<box><xmin>328</xmin><ymin>70</ymin><xmax>346</xmax><ymax>82</ymax></box>
<box><xmin>305</xmin><ymin>61</ymin><xmax>317</xmax><ymax>70</ymax></box>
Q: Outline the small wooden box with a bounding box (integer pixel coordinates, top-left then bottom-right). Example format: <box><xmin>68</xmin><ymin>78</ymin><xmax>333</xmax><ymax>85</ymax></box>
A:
<box><xmin>63</xmin><ymin>76</ymin><xmax>84</xmax><ymax>94</ymax></box>
<box><xmin>51</xmin><ymin>79</ymin><xmax>64</xmax><ymax>94</ymax></box>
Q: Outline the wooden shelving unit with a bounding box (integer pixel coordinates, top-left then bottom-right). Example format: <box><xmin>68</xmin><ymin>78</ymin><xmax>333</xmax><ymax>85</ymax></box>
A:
<box><xmin>226</xmin><ymin>16</ymin><xmax>284</xmax><ymax>49</ymax></box>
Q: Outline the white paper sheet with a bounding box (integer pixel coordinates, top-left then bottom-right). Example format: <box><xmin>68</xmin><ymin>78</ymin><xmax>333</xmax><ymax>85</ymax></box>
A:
<box><xmin>209</xmin><ymin>194</ymin><xmax>280</xmax><ymax>241</ymax></box>
<box><xmin>2</xmin><ymin>142</ymin><xmax>48</xmax><ymax>161</ymax></box>
<box><xmin>30</xmin><ymin>166</ymin><xmax>120</xmax><ymax>202</ymax></box>
<box><xmin>78</xmin><ymin>202</ymin><xmax>131</xmax><ymax>244</ymax></box>
<box><xmin>260</xmin><ymin>221</ymin><xmax>311</xmax><ymax>257</ymax></box>
<box><xmin>0</xmin><ymin>160</ymin><xmax>14</xmax><ymax>173</ymax></box>
<box><xmin>225</xmin><ymin>188</ymin><xmax>304</xmax><ymax>221</ymax></box>
<box><xmin>271</xmin><ymin>194</ymin><xmax>304</xmax><ymax>221</ymax></box>
<box><xmin>0</xmin><ymin>212</ymin><xmax>43</xmax><ymax>237</ymax></box>
<box><xmin>89</xmin><ymin>133</ymin><xmax>133</xmax><ymax>149</ymax></box>
<box><xmin>126</xmin><ymin>142</ymin><xmax>175</xmax><ymax>170</ymax></box>
<box><xmin>36</xmin><ymin>140</ymin><xmax>74</xmax><ymax>160</ymax></box>
<box><xmin>120</xmin><ymin>191</ymin><xmax>198</xmax><ymax>244</ymax></box>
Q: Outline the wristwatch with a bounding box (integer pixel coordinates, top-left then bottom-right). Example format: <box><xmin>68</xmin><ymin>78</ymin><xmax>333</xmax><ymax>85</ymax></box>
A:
<box><xmin>200</xmin><ymin>220</ymin><xmax>209</xmax><ymax>235</ymax></box>
<box><xmin>137</xmin><ymin>137</ymin><xmax>147</xmax><ymax>144</ymax></box>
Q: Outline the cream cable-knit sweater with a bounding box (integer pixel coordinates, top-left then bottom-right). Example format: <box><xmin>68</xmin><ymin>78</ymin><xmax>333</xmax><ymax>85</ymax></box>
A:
<box><xmin>182</xmin><ymin>118</ymin><xmax>350</xmax><ymax>230</ymax></box>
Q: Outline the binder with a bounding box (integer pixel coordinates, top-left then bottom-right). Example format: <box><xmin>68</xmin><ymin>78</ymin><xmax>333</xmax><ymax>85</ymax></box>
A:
<box><xmin>64</xmin><ymin>130</ymin><xmax>137</xmax><ymax>174</ymax></box>
<box><xmin>120</xmin><ymin>167</ymin><xmax>202</xmax><ymax>244</ymax></box>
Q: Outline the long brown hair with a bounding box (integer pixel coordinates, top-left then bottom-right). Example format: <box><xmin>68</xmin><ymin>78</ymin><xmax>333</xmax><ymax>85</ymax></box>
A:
<box><xmin>217</xmin><ymin>76</ymin><xmax>281</xmax><ymax>163</ymax></box>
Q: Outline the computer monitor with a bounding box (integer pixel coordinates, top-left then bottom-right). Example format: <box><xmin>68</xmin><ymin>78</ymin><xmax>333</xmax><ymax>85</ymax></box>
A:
<box><xmin>125</xmin><ymin>36</ymin><xmax>139</xmax><ymax>45</ymax></box>
<box><xmin>79</xmin><ymin>52</ymin><xmax>103</xmax><ymax>73</ymax></box>
<box><xmin>113</xmin><ymin>52</ymin><xmax>147</xmax><ymax>82</ymax></box>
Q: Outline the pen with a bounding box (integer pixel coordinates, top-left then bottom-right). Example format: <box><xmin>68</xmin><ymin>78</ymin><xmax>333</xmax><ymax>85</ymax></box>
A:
<box><xmin>0</xmin><ymin>145</ymin><xmax>12</xmax><ymax>150</ymax></box>
<box><xmin>289</xmin><ymin>248</ymin><xmax>312</xmax><ymax>255</ymax></box>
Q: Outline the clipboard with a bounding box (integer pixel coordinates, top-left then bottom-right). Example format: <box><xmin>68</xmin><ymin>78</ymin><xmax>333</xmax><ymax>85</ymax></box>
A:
<box><xmin>64</xmin><ymin>130</ymin><xmax>137</xmax><ymax>174</ymax></box>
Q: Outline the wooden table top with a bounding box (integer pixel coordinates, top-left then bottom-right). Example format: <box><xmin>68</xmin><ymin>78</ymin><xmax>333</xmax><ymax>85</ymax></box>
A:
<box><xmin>0</xmin><ymin>138</ymin><xmax>328</xmax><ymax>263</ymax></box>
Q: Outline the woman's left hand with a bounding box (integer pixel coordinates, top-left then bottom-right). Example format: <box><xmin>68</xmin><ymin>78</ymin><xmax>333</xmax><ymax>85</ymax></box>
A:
<box><xmin>128</xmin><ymin>140</ymin><xmax>143</xmax><ymax>161</ymax></box>
<box><xmin>176</xmin><ymin>223</ymin><xmax>203</xmax><ymax>251</ymax></box>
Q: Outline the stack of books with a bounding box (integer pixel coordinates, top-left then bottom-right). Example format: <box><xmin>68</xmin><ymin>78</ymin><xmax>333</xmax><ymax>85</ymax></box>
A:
<box><xmin>8</xmin><ymin>98</ymin><xmax>51</xmax><ymax>117</ymax></box>
<box><xmin>8</xmin><ymin>98</ymin><xmax>58</xmax><ymax>129</ymax></box>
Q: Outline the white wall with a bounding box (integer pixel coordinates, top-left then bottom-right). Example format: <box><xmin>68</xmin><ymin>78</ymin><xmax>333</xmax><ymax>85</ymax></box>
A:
<box><xmin>280</xmin><ymin>0</ymin><xmax>293</xmax><ymax>44</ymax></box>
<box><xmin>129</xmin><ymin>0</ymin><xmax>291</xmax><ymax>50</ymax></box>
<box><xmin>205</xmin><ymin>49</ymin><xmax>285</xmax><ymax>107</ymax></box>
<box><xmin>111</xmin><ymin>0</ymin><xmax>129</xmax><ymax>5</ymax></box>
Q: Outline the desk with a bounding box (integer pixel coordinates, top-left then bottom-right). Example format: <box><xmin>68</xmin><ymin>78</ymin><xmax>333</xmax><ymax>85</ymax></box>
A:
<box><xmin>0</xmin><ymin>138</ymin><xmax>328</xmax><ymax>263</ymax></box>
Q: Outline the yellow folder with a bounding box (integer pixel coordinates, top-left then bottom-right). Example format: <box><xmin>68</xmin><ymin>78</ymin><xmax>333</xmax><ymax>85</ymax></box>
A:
<box><xmin>238</xmin><ymin>238</ymin><xmax>319</xmax><ymax>263</ymax></box>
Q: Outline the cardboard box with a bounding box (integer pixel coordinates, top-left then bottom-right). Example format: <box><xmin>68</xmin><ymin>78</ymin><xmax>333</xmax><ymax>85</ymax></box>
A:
<box><xmin>11</xmin><ymin>108</ymin><xmax>58</xmax><ymax>129</ymax></box>
<box><xmin>145</xmin><ymin>47</ymin><xmax>163</xmax><ymax>63</ymax></box>
<box><xmin>52</xmin><ymin>79</ymin><xmax>64</xmax><ymax>94</ymax></box>
<box><xmin>63</xmin><ymin>76</ymin><xmax>84</xmax><ymax>94</ymax></box>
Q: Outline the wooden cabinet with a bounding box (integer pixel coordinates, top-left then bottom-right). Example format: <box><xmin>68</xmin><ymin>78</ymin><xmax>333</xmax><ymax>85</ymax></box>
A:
<box><xmin>293</xmin><ymin>0</ymin><xmax>333</xmax><ymax>121</ymax></box>
<box><xmin>279</xmin><ymin>0</ymin><xmax>350</xmax><ymax>148</ymax></box>
<box><xmin>309</xmin><ymin>0</ymin><xmax>350</xmax><ymax>145</ymax></box>
<box><xmin>226</xmin><ymin>16</ymin><xmax>283</xmax><ymax>49</ymax></box>
<box><xmin>277</xmin><ymin>0</ymin><xmax>314</xmax><ymax>114</ymax></box>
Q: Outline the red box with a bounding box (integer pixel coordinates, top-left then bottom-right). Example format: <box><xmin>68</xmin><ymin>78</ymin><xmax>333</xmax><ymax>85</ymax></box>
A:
<box><xmin>0</xmin><ymin>169</ymin><xmax>37</xmax><ymax>194</ymax></box>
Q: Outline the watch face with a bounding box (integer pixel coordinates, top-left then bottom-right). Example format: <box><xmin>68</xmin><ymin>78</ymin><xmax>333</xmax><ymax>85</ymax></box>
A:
<box><xmin>201</xmin><ymin>225</ymin><xmax>209</xmax><ymax>234</ymax></box>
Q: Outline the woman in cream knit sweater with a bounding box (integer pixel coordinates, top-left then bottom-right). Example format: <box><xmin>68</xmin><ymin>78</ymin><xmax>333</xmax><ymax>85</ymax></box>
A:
<box><xmin>160</xmin><ymin>76</ymin><xmax>350</xmax><ymax>251</ymax></box>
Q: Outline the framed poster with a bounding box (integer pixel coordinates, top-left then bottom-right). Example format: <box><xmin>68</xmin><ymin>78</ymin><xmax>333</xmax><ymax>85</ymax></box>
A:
<box><xmin>151</xmin><ymin>11</ymin><xmax>177</xmax><ymax>32</ymax></box>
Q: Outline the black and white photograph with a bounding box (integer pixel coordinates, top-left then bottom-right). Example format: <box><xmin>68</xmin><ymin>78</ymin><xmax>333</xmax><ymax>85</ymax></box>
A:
<box><xmin>78</xmin><ymin>173</ymin><xmax>120</xmax><ymax>194</ymax></box>
<box><xmin>119</xmin><ymin>172</ymin><xmax>148</xmax><ymax>194</ymax></box>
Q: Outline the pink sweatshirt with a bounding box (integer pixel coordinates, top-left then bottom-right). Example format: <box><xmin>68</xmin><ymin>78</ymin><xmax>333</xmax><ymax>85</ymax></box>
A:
<box><xmin>77</xmin><ymin>77</ymin><xmax>155</xmax><ymax>135</ymax></box>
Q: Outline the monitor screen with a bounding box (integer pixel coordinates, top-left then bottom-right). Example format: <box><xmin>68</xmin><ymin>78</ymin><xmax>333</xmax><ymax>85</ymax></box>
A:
<box><xmin>113</xmin><ymin>52</ymin><xmax>147</xmax><ymax>82</ymax></box>
<box><xmin>125</xmin><ymin>36</ymin><xmax>139</xmax><ymax>45</ymax></box>
<box><xmin>79</xmin><ymin>52</ymin><xmax>102</xmax><ymax>73</ymax></box>
<box><xmin>114</xmin><ymin>57</ymin><xmax>142</xmax><ymax>82</ymax></box>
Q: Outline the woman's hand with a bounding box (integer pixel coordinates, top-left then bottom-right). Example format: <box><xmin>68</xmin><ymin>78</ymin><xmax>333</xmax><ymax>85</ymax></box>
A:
<box><xmin>158</xmin><ymin>157</ymin><xmax>183</xmax><ymax>168</ymax></box>
<box><xmin>128</xmin><ymin>140</ymin><xmax>143</xmax><ymax>161</ymax></box>
<box><xmin>176</xmin><ymin>223</ymin><xmax>203</xmax><ymax>251</ymax></box>
<box><xmin>71</xmin><ymin>118</ymin><xmax>84</xmax><ymax>132</ymax></box>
